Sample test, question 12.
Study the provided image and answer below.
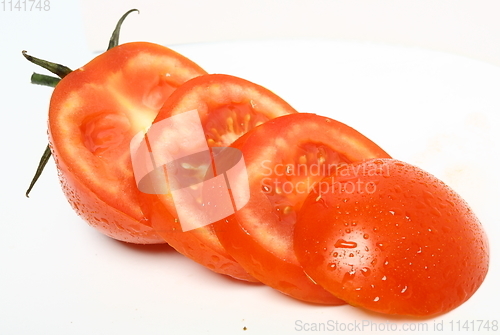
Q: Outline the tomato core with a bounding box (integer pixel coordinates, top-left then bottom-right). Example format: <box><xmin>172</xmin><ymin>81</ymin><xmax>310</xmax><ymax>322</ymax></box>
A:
<box><xmin>81</xmin><ymin>112</ymin><xmax>131</xmax><ymax>155</ymax></box>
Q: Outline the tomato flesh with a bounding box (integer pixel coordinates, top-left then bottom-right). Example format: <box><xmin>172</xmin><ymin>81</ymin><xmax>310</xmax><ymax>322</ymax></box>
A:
<box><xmin>294</xmin><ymin>159</ymin><xmax>489</xmax><ymax>316</ymax></box>
<box><xmin>139</xmin><ymin>74</ymin><xmax>299</xmax><ymax>280</ymax></box>
<box><xmin>213</xmin><ymin>113</ymin><xmax>391</xmax><ymax>303</ymax></box>
<box><xmin>49</xmin><ymin>42</ymin><xmax>207</xmax><ymax>243</ymax></box>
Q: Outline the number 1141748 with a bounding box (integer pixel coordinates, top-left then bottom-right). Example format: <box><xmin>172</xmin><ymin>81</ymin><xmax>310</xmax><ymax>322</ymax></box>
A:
<box><xmin>1</xmin><ymin>0</ymin><xmax>50</xmax><ymax>11</ymax></box>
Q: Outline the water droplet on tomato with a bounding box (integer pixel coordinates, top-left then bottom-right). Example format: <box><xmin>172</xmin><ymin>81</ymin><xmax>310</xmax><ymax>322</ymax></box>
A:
<box><xmin>398</xmin><ymin>284</ymin><xmax>411</xmax><ymax>298</ymax></box>
<box><xmin>361</xmin><ymin>267</ymin><xmax>371</xmax><ymax>276</ymax></box>
<box><xmin>327</xmin><ymin>263</ymin><xmax>337</xmax><ymax>270</ymax></box>
<box><xmin>342</xmin><ymin>268</ymin><xmax>356</xmax><ymax>283</ymax></box>
<box><xmin>334</xmin><ymin>239</ymin><xmax>358</xmax><ymax>248</ymax></box>
<box><xmin>363</xmin><ymin>234</ymin><xmax>369</xmax><ymax>239</ymax></box>
<box><xmin>431</xmin><ymin>206</ymin><xmax>442</xmax><ymax>217</ymax></box>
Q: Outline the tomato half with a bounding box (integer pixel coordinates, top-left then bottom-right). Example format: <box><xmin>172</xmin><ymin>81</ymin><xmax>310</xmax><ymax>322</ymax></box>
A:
<box><xmin>294</xmin><ymin>159</ymin><xmax>489</xmax><ymax>316</ymax></box>
<box><xmin>49</xmin><ymin>42</ymin><xmax>207</xmax><ymax>244</ymax></box>
<box><xmin>137</xmin><ymin>74</ymin><xmax>299</xmax><ymax>281</ymax></box>
<box><xmin>212</xmin><ymin>113</ymin><xmax>391</xmax><ymax>303</ymax></box>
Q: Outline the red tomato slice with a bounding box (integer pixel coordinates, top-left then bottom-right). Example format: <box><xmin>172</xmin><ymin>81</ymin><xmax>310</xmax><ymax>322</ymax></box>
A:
<box><xmin>138</xmin><ymin>74</ymin><xmax>299</xmax><ymax>281</ymax></box>
<box><xmin>49</xmin><ymin>42</ymin><xmax>207</xmax><ymax>244</ymax></box>
<box><xmin>294</xmin><ymin>159</ymin><xmax>489</xmax><ymax>316</ymax></box>
<box><xmin>212</xmin><ymin>113</ymin><xmax>391</xmax><ymax>303</ymax></box>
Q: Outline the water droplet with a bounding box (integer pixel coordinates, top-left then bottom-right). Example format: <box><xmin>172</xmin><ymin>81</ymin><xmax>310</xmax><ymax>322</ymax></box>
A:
<box><xmin>342</xmin><ymin>270</ymin><xmax>356</xmax><ymax>283</ymax></box>
<box><xmin>349</xmin><ymin>253</ymin><xmax>354</xmax><ymax>257</ymax></box>
<box><xmin>376</xmin><ymin>242</ymin><xmax>386</xmax><ymax>251</ymax></box>
<box><xmin>332</xmin><ymin>252</ymin><xmax>338</xmax><ymax>257</ymax></box>
<box><xmin>361</xmin><ymin>267</ymin><xmax>371</xmax><ymax>276</ymax></box>
<box><xmin>345</xmin><ymin>228</ymin><xmax>351</xmax><ymax>233</ymax></box>
<box><xmin>374</xmin><ymin>296</ymin><xmax>380</xmax><ymax>302</ymax></box>
<box><xmin>334</xmin><ymin>239</ymin><xmax>358</xmax><ymax>248</ymax></box>
<box><xmin>363</xmin><ymin>234</ymin><xmax>369</xmax><ymax>239</ymax></box>
<box><xmin>381</xmin><ymin>275</ymin><xmax>387</xmax><ymax>281</ymax></box>
<box><xmin>328</xmin><ymin>263</ymin><xmax>337</xmax><ymax>270</ymax></box>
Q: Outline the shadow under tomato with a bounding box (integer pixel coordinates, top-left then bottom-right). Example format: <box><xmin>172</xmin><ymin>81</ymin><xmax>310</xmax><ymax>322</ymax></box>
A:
<box><xmin>112</xmin><ymin>239</ymin><xmax>177</xmax><ymax>254</ymax></box>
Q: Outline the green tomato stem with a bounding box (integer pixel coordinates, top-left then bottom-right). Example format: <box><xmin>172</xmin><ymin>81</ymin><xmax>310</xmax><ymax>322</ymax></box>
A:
<box><xmin>22</xmin><ymin>50</ymin><xmax>72</xmax><ymax>78</ymax></box>
<box><xmin>31</xmin><ymin>72</ymin><xmax>60</xmax><ymax>87</ymax></box>
<box><xmin>107</xmin><ymin>9</ymin><xmax>139</xmax><ymax>51</ymax></box>
<box><xmin>25</xmin><ymin>144</ymin><xmax>52</xmax><ymax>198</ymax></box>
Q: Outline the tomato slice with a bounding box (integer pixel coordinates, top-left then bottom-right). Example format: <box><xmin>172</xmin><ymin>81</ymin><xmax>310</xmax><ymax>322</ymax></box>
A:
<box><xmin>48</xmin><ymin>42</ymin><xmax>207</xmax><ymax>244</ymax></box>
<box><xmin>212</xmin><ymin>113</ymin><xmax>391</xmax><ymax>303</ymax></box>
<box><xmin>294</xmin><ymin>159</ymin><xmax>489</xmax><ymax>316</ymax></box>
<box><xmin>136</xmin><ymin>74</ymin><xmax>298</xmax><ymax>281</ymax></box>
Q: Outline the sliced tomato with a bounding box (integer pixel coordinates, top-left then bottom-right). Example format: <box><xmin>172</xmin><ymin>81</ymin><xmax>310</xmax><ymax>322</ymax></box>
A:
<box><xmin>212</xmin><ymin>113</ymin><xmax>391</xmax><ymax>303</ymax></box>
<box><xmin>294</xmin><ymin>159</ymin><xmax>489</xmax><ymax>316</ymax></box>
<box><xmin>49</xmin><ymin>42</ymin><xmax>207</xmax><ymax>244</ymax></box>
<box><xmin>136</xmin><ymin>74</ymin><xmax>299</xmax><ymax>281</ymax></box>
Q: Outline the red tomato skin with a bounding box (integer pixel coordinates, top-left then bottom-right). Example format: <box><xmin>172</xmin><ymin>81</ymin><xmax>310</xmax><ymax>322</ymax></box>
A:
<box><xmin>139</xmin><ymin>193</ymin><xmax>260</xmax><ymax>282</ymax></box>
<box><xmin>48</xmin><ymin>42</ymin><xmax>207</xmax><ymax>244</ymax></box>
<box><xmin>213</xmin><ymin>113</ymin><xmax>391</xmax><ymax>304</ymax></box>
<box><xmin>294</xmin><ymin>159</ymin><xmax>489</xmax><ymax>316</ymax></box>
<box><xmin>53</xmin><ymin>148</ymin><xmax>161</xmax><ymax>243</ymax></box>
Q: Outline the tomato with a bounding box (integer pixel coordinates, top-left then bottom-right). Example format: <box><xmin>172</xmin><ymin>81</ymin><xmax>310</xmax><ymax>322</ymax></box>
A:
<box><xmin>134</xmin><ymin>74</ymin><xmax>299</xmax><ymax>281</ymax></box>
<box><xmin>212</xmin><ymin>113</ymin><xmax>391</xmax><ymax>303</ymax></box>
<box><xmin>48</xmin><ymin>42</ymin><xmax>207</xmax><ymax>244</ymax></box>
<box><xmin>294</xmin><ymin>159</ymin><xmax>489</xmax><ymax>316</ymax></box>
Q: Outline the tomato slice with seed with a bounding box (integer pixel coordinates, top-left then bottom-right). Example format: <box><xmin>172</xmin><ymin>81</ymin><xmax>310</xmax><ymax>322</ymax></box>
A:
<box><xmin>137</xmin><ymin>74</ymin><xmax>298</xmax><ymax>281</ymax></box>
<box><xmin>49</xmin><ymin>42</ymin><xmax>207</xmax><ymax>243</ymax></box>
<box><xmin>212</xmin><ymin>113</ymin><xmax>391</xmax><ymax>303</ymax></box>
<box><xmin>294</xmin><ymin>159</ymin><xmax>489</xmax><ymax>316</ymax></box>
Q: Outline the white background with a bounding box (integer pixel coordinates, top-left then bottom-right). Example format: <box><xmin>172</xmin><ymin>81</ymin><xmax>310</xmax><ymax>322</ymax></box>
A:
<box><xmin>1</xmin><ymin>1</ymin><xmax>500</xmax><ymax>334</ymax></box>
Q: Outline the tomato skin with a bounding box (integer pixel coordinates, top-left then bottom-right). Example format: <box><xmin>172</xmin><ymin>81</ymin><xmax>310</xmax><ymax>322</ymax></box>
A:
<box><xmin>294</xmin><ymin>159</ymin><xmax>489</xmax><ymax>316</ymax></box>
<box><xmin>48</xmin><ymin>42</ymin><xmax>207</xmax><ymax>244</ymax></box>
<box><xmin>213</xmin><ymin>113</ymin><xmax>391</xmax><ymax>303</ymax></box>
<box><xmin>139</xmin><ymin>74</ymin><xmax>299</xmax><ymax>280</ymax></box>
